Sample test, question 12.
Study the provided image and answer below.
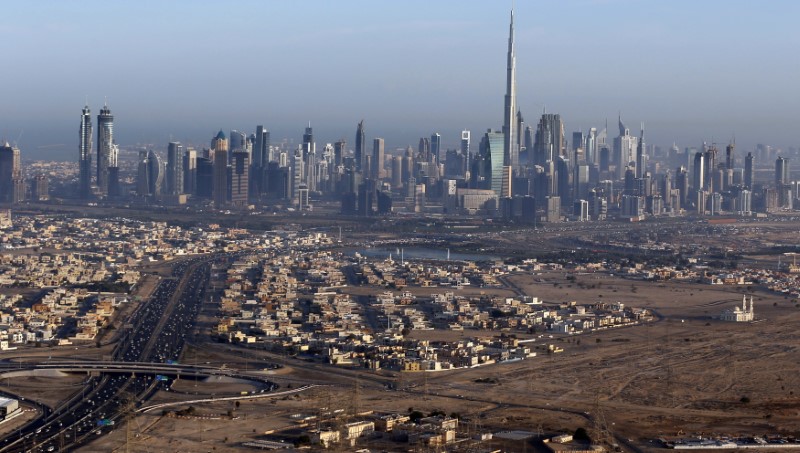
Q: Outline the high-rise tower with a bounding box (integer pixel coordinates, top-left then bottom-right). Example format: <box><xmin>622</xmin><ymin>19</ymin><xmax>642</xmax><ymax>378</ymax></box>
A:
<box><xmin>725</xmin><ymin>141</ymin><xmax>735</xmax><ymax>170</ymax></box>
<box><xmin>212</xmin><ymin>130</ymin><xmax>229</xmax><ymax>209</ymax></box>
<box><xmin>96</xmin><ymin>104</ymin><xmax>114</xmax><ymax>196</ymax></box>
<box><xmin>355</xmin><ymin>120</ymin><xmax>366</xmax><ymax>172</ymax></box>
<box><xmin>776</xmin><ymin>156</ymin><xmax>790</xmax><ymax>186</ymax></box>
<box><xmin>502</xmin><ymin>9</ymin><xmax>517</xmax><ymax>172</ymax></box>
<box><xmin>430</xmin><ymin>133</ymin><xmax>441</xmax><ymax>164</ymax></box>
<box><xmin>636</xmin><ymin>124</ymin><xmax>646</xmax><ymax>179</ymax></box>
<box><xmin>461</xmin><ymin>130</ymin><xmax>471</xmax><ymax>176</ymax></box>
<box><xmin>78</xmin><ymin>105</ymin><xmax>93</xmax><ymax>199</ymax></box>
<box><xmin>613</xmin><ymin>115</ymin><xmax>638</xmax><ymax>176</ymax></box>
<box><xmin>0</xmin><ymin>142</ymin><xmax>23</xmax><ymax>203</ymax></box>
<box><xmin>744</xmin><ymin>152</ymin><xmax>754</xmax><ymax>189</ymax></box>
<box><xmin>372</xmin><ymin>138</ymin><xmax>385</xmax><ymax>180</ymax></box>
<box><xmin>533</xmin><ymin>113</ymin><xmax>565</xmax><ymax>166</ymax></box>
<box><xmin>167</xmin><ymin>142</ymin><xmax>184</xmax><ymax>196</ymax></box>
<box><xmin>481</xmin><ymin>129</ymin><xmax>506</xmax><ymax>199</ymax></box>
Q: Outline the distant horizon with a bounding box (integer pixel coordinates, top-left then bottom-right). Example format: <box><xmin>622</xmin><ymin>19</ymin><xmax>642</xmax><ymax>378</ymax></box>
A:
<box><xmin>3</xmin><ymin>0</ymin><xmax>799</xmax><ymax>160</ymax></box>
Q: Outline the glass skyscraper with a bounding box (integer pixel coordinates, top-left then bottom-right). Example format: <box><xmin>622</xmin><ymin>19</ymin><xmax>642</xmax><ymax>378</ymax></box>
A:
<box><xmin>79</xmin><ymin>105</ymin><xmax>92</xmax><ymax>199</ymax></box>
<box><xmin>96</xmin><ymin>104</ymin><xmax>114</xmax><ymax>196</ymax></box>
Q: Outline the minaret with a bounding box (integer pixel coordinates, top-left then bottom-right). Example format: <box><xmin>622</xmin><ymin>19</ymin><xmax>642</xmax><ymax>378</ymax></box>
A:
<box><xmin>503</xmin><ymin>9</ymin><xmax>518</xmax><ymax>171</ymax></box>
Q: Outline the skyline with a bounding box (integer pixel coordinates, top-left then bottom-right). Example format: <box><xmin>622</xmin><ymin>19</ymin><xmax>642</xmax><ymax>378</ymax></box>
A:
<box><xmin>3</xmin><ymin>0</ymin><xmax>800</xmax><ymax>159</ymax></box>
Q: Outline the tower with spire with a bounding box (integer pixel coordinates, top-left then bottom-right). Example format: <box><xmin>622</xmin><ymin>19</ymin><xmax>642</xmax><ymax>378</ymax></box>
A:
<box><xmin>613</xmin><ymin>114</ymin><xmax>638</xmax><ymax>179</ymax></box>
<box><xmin>502</xmin><ymin>9</ymin><xmax>518</xmax><ymax>172</ymax></box>
<box><xmin>355</xmin><ymin>120</ymin><xmax>366</xmax><ymax>173</ymax></box>
<box><xmin>636</xmin><ymin>123</ymin><xmax>646</xmax><ymax>179</ymax></box>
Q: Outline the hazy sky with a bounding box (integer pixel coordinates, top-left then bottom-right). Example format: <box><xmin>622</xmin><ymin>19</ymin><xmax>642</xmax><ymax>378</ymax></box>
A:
<box><xmin>3</xmin><ymin>0</ymin><xmax>799</xmax><ymax>160</ymax></box>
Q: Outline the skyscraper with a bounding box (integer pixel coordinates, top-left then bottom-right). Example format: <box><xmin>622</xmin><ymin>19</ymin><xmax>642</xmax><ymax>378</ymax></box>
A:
<box><xmin>725</xmin><ymin>141</ymin><xmax>735</xmax><ymax>170</ymax></box>
<box><xmin>78</xmin><ymin>105</ymin><xmax>92</xmax><ymax>199</ymax></box>
<box><xmin>292</xmin><ymin>147</ymin><xmax>304</xmax><ymax>204</ymax></box>
<box><xmin>334</xmin><ymin>139</ymin><xmax>346</xmax><ymax>169</ymax></box>
<box><xmin>96</xmin><ymin>104</ymin><xmax>114</xmax><ymax>196</ymax></box>
<box><xmin>229</xmin><ymin>130</ymin><xmax>246</xmax><ymax>152</ymax></box>
<box><xmin>252</xmin><ymin>125</ymin><xmax>270</xmax><ymax>197</ymax></box>
<box><xmin>586</xmin><ymin>128</ymin><xmax>597</xmax><ymax>165</ymax></box>
<box><xmin>693</xmin><ymin>152</ymin><xmax>705</xmax><ymax>194</ymax></box>
<box><xmin>776</xmin><ymin>156</ymin><xmax>790</xmax><ymax>186</ymax></box>
<box><xmin>302</xmin><ymin>124</ymin><xmax>316</xmax><ymax>191</ymax></box>
<box><xmin>418</xmin><ymin>137</ymin><xmax>430</xmax><ymax>163</ymax></box>
<box><xmin>212</xmin><ymin>130</ymin><xmax>229</xmax><ymax>209</ymax></box>
<box><xmin>254</xmin><ymin>125</ymin><xmax>270</xmax><ymax>168</ymax></box>
<box><xmin>430</xmin><ymin>133</ymin><xmax>441</xmax><ymax>165</ymax></box>
<box><xmin>107</xmin><ymin>142</ymin><xmax>120</xmax><ymax>198</ymax></box>
<box><xmin>372</xmin><ymin>138</ymin><xmax>385</xmax><ymax>180</ymax></box>
<box><xmin>502</xmin><ymin>9</ymin><xmax>518</xmax><ymax>172</ymax></box>
<box><xmin>391</xmin><ymin>155</ymin><xmax>402</xmax><ymax>189</ymax></box>
<box><xmin>461</xmin><ymin>130</ymin><xmax>471</xmax><ymax>171</ymax></box>
<box><xmin>744</xmin><ymin>152</ymin><xmax>754</xmax><ymax>189</ymax></box>
<box><xmin>0</xmin><ymin>142</ymin><xmax>23</xmax><ymax>203</ymax></box>
<box><xmin>613</xmin><ymin>115</ymin><xmax>638</xmax><ymax>176</ymax></box>
<box><xmin>147</xmin><ymin>149</ymin><xmax>164</xmax><ymax>196</ymax></box>
<box><xmin>516</xmin><ymin>110</ymin><xmax>525</xmax><ymax>155</ymax></box>
<box><xmin>532</xmin><ymin>113</ymin><xmax>565</xmax><ymax>166</ymax></box>
<box><xmin>196</xmin><ymin>157</ymin><xmax>213</xmax><ymax>199</ymax></box>
<box><xmin>481</xmin><ymin>130</ymin><xmax>505</xmax><ymax>199</ymax></box>
<box><xmin>636</xmin><ymin>124</ymin><xmax>646</xmax><ymax>179</ymax></box>
<box><xmin>136</xmin><ymin>150</ymin><xmax>149</xmax><ymax>197</ymax></box>
<box><xmin>183</xmin><ymin>148</ymin><xmax>197</xmax><ymax>195</ymax></box>
<box><xmin>167</xmin><ymin>142</ymin><xmax>184</xmax><ymax>196</ymax></box>
<box><xmin>355</xmin><ymin>120</ymin><xmax>366</xmax><ymax>172</ymax></box>
<box><xmin>231</xmin><ymin>150</ymin><xmax>250</xmax><ymax>207</ymax></box>
<box><xmin>703</xmin><ymin>144</ymin><xmax>717</xmax><ymax>192</ymax></box>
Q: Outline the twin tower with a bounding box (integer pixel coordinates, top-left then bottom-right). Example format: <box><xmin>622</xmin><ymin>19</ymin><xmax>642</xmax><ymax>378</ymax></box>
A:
<box><xmin>78</xmin><ymin>104</ymin><xmax>117</xmax><ymax>199</ymax></box>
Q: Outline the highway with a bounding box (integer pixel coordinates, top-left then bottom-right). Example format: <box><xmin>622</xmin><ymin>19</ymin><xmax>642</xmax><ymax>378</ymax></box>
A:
<box><xmin>0</xmin><ymin>256</ymin><xmax>245</xmax><ymax>452</ymax></box>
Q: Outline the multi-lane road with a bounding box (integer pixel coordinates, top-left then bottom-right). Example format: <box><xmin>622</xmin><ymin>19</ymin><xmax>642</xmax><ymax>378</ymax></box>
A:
<box><xmin>0</xmin><ymin>256</ymin><xmax>240</xmax><ymax>452</ymax></box>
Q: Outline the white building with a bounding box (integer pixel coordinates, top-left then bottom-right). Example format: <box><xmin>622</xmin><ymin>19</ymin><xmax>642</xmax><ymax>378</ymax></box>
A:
<box><xmin>720</xmin><ymin>295</ymin><xmax>754</xmax><ymax>322</ymax></box>
<box><xmin>0</xmin><ymin>397</ymin><xmax>19</xmax><ymax>420</ymax></box>
<box><xmin>345</xmin><ymin>420</ymin><xmax>375</xmax><ymax>440</ymax></box>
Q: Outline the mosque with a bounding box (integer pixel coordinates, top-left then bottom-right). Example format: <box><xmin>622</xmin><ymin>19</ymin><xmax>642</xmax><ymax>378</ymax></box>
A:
<box><xmin>719</xmin><ymin>295</ymin><xmax>754</xmax><ymax>322</ymax></box>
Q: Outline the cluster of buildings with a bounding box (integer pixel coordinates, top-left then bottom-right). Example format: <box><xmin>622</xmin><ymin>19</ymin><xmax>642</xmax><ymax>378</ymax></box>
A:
<box><xmin>0</xmin><ymin>215</ymin><xmax>265</xmax><ymax>259</ymax></box>
<box><xmin>0</xmin><ymin>273</ymin><xmax>128</xmax><ymax>348</ymax></box>
<box><xmin>357</xmin><ymin>255</ymin><xmax>498</xmax><ymax>289</ymax></box>
<box><xmin>213</xmin><ymin>248</ymin><xmax>651</xmax><ymax>371</ymax></box>
<box><xmin>0</xmin><ymin>212</ymin><xmax>304</xmax><ymax>348</ymax></box>
<box><xmin>0</xmin><ymin>141</ymin><xmax>48</xmax><ymax>204</ymax></box>
<box><xmin>0</xmin><ymin>251</ymin><xmax>113</xmax><ymax>287</ymax></box>
<box><xmin>303</xmin><ymin>412</ymin><xmax>460</xmax><ymax>449</ymax></box>
<box><xmin>62</xmin><ymin>99</ymin><xmax>800</xmax><ymax>224</ymax></box>
<box><xmin>15</xmin><ymin>8</ymin><xmax>780</xmax><ymax>226</ymax></box>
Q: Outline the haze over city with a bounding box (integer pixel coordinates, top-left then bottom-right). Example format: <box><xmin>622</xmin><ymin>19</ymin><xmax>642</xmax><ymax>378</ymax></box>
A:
<box><xmin>3</xmin><ymin>0</ymin><xmax>799</xmax><ymax>159</ymax></box>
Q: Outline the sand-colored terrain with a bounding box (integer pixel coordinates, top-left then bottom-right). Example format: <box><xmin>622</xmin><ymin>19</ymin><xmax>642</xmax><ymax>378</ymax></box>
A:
<box><xmin>49</xmin><ymin>271</ymin><xmax>797</xmax><ymax>452</ymax></box>
<box><xmin>1</xmin><ymin>259</ymin><xmax>798</xmax><ymax>452</ymax></box>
